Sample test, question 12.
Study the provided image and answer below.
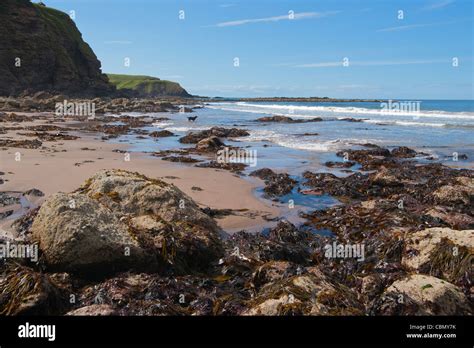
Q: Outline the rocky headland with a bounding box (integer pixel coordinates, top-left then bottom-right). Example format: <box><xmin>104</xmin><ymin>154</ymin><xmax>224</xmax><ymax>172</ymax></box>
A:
<box><xmin>0</xmin><ymin>0</ymin><xmax>112</xmax><ymax>97</ymax></box>
<box><xmin>0</xmin><ymin>0</ymin><xmax>191</xmax><ymax>99</ymax></box>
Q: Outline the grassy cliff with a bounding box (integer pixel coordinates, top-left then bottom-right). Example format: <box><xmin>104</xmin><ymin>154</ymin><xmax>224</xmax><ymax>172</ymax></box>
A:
<box><xmin>107</xmin><ymin>74</ymin><xmax>191</xmax><ymax>97</ymax></box>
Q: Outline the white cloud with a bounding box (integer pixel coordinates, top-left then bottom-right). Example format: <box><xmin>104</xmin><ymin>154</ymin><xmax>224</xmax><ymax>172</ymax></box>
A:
<box><xmin>377</xmin><ymin>18</ymin><xmax>471</xmax><ymax>32</ymax></box>
<box><xmin>422</xmin><ymin>0</ymin><xmax>455</xmax><ymax>11</ymax></box>
<box><xmin>213</xmin><ymin>11</ymin><xmax>339</xmax><ymax>27</ymax></box>
<box><xmin>294</xmin><ymin>59</ymin><xmax>449</xmax><ymax>68</ymax></box>
<box><xmin>376</xmin><ymin>23</ymin><xmax>435</xmax><ymax>32</ymax></box>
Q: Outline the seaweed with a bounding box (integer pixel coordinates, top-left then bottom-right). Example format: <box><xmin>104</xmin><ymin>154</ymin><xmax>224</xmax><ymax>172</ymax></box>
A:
<box><xmin>423</xmin><ymin>238</ymin><xmax>473</xmax><ymax>288</ymax></box>
<box><xmin>0</xmin><ymin>264</ymin><xmax>65</xmax><ymax>315</ymax></box>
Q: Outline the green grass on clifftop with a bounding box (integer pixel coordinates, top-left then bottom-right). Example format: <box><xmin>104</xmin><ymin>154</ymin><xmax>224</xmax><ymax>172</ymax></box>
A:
<box><xmin>107</xmin><ymin>74</ymin><xmax>190</xmax><ymax>97</ymax></box>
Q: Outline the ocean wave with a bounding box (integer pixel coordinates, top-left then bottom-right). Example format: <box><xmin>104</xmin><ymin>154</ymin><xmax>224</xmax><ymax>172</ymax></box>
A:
<box><xmin>164</xmin><ymin>126</ymin><xmax>211</xmax><ymax>132</ymax></box>
<box><xmin>206</xmin><ymin>104</ymin><xmax>325</xmax><ymax>119</ymax></box>
<box><xmin>152</xmin><ymin>121</ymin><xmax>174</xmax><ymax>128</ymax></box>
<box><xmin>209</xmin><ymin>102</ymin><xmax>474</xmax><ymax>120</ymax></box>
<box><xmin>363</xmin><ymin>119</ymin><xmax>446</xmax><ymax>127</ymax></box>
<box><xmin>205</xmin><ymin>105</ymin><xmax>271</xmax><ymax>115</ymax></box>
<box><xmin>239</xmin><ymin>130</ymin><xmax>382</xmax><ymax>152</ymax></box>
<box><xmin>235</xmin><ymin>129</ymin><xmax>279</xmax><ymax>142</ymax></box>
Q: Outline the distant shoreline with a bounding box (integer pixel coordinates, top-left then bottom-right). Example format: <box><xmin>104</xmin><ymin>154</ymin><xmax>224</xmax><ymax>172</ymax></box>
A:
<box><xmin>202</xmin><ymin>97</ymin><xmax>386</xmax><ymax>103</ymax></box>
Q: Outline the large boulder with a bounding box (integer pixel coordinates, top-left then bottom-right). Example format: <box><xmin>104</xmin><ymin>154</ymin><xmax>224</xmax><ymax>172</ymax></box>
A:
<box><xmin>31</xmin><ymin>192</ymin><xmax>154</xmax><ymax>274</ymax></box>
<box><xmin>374</xmin><ymin>274</ymin><xmax>472</xmax><ymax>315</ymax></box>
<box><xmin>79</xmin><ymin>170</ymin><xmax>220</xmax><ymax>232</ymax></box>
<box><xmin>31</xmin><ymin>170</ymin><xmax>224</xmax><ymax>275</ymax></box>
<box><xmin>402</xmin><ymin>228</ymin><xmax>473</xmax><ymax>285</ymax></box>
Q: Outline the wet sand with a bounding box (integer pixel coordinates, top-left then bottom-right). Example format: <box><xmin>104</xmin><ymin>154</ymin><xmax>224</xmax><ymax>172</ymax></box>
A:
<box><xmin>0</xmin><ymin>115</ymin><xmax>280</xmax><ymax>235</ymax></box>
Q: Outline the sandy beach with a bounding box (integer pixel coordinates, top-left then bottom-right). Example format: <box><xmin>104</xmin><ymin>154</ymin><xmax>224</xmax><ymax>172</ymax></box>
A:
<box><xmin>0</xmin><ymin>113</ymin><xmax>280</xmax><ymax>236</ymax></box>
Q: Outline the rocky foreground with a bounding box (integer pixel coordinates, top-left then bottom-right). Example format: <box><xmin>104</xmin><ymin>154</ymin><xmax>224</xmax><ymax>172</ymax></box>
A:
<box><xmin>0</xmin><ymin>142</ymin><xmax>473</xmax><ymax>316</ymax></box>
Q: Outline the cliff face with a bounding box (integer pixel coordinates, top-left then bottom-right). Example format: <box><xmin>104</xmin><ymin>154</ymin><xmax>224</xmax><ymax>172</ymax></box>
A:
<box><xmin>0</xmin><ymin>0</ymin><xmax>114</xmax><ymax>96</ymax></box>
<box><xmin>107</xmin><ymin>74</ymin><xmax>192</xmax><ymax>98</ymax></box>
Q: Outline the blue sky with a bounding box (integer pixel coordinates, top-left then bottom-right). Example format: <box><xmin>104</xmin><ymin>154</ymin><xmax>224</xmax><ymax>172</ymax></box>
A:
<box><xmin>39</xmin><ymin>0</ymin><xmax>473</xmax><ymax>99</ymax></box>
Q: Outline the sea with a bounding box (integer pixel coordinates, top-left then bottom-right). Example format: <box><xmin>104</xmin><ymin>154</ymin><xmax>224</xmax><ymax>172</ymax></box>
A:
<box><xmin>120</xmin><ymin>99</ymin><xmax>474</xmax><ymax>174</ymax></box>
<box><xmin>111</xmin><ymin>99</ymin><xmax>474</xmax><ymax>231</ymax></box>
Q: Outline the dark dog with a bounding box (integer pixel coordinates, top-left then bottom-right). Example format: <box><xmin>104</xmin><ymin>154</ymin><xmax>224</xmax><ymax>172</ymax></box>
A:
<box><xmin>187</xmin><ymin>116</ymin><xmax>198</xmax><ymax>122</ymax></box>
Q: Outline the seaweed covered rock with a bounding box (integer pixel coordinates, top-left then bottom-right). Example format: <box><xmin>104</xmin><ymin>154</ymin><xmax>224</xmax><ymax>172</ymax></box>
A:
<box><xmin>424</xmin><ymin>206</ymin><xmax>474</xmax><ymax>229</ymax></box>
<box><xmin>390</xmin><ymin>146</ymin><xmax>418</xmax><ymax>158</ymax></box>
<box><xmin>244</xmin><ymin>272</ymin><xmax>363</xmax><ymax>316</ymax></box>
<box><xmin>179</xmin><ymin>127</ymin><xmax>249</xmax><ymax>144</ymax></box>
<box><xmin>250</xmin><ymin>168</ymin><xmax>297</xmax><ymax>198</ymax></box>
<box><xmin>336</xmin><ymin>145</ymin><xmax>392</xmax><ymax>170</ymax></box>
<box><xmin>324</xmin><ymin>161</ymin><xmax>356</xmax><ymax>168</ymax></box>
<box><xmin>302</xmin><ymin>171</ymin><xmax>367</xmax><ymax>200</ymax></box>
<box><xmin>195</xmin><ymin>160</ymin><xmax>247</xmax><ymax>173</ymax></box>
<box><xmin>31</xmin><ymin>170</ymin><xmax>224</xmax><ymax>275</ymax></box>
<box><xmin>68</xmin><ymin>272</ymin><xmax>227</xmax><ymax>315</ymax></box>
<box><xmin>360</xmin><ymin>274</ymin><xmax>386</xmax><ymax>301</ymax></box>
<box><xmin>432</xmin><ymin>177</ymin><xmax>474</xmax><ymax>206</ymax></box>
<box><xmin>303</xmin><ymin>155</ymin><xmax>474</xmax><ymax>213</ymax></box>
<box><xmin>195</xmin><ymin>136</ymin><xmax>225</xmax><ymax>153</ymax></box>
<box><xmin>255</xmin><ymin>115</ymin><xmax>322</xmax><ymax>123</ymax></box>
<box><xmin>251</xmin><ymin>261</ymin><xmax>300</xmax><ymax>290</ymax></box>
<box><xmin>149</xmin><ymin>130</ymin><xmax>174</xmax><ymax>138</ymax></box>
<box><xmin>225</xmin><ymin>221</ymin><xmax>316</xmax><ymax>267</ymax></box>
<box><xmin>31</xmin><ymin>192</ymin><xmax>155</xmax><ymax>274</ymax></box>
<box><xmin>0</xmin><ymin>265</ymin><xmax>66</xmax><ymax>315</ymax></box>
<box><xmin>402</xmin><ymin>228</ymin><xmax>473</xmax><ymax>286</ymax></box>
<box><xmin>78</xmin><ymin>170</ymin><xmax>224</xmax><ymax>273</ymax></box>
<box><xmin>69</xmin><ymin>272</ymin><xmax>246</xmax><ymax>316</ymax></box>
<box><xmin>78</xmin><ymin>170</ymin><xmax>219</xmax><ymax>232</ymax></box>
<box><xmin>371</xmin><ymin>167</ymin><xmax>402</xmax><ymax>186</ymax></box>
<box><xmin>373</xmin><ymin>274</ymin><xmax>472</xmax><ymax>315</ymax></box>
<box><xmin>256</xmin><ymin>115</ymin><xmax>295</xmax><ymax>123</ymax></box>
